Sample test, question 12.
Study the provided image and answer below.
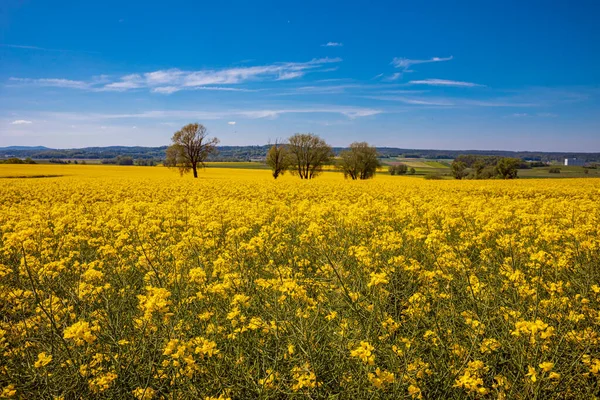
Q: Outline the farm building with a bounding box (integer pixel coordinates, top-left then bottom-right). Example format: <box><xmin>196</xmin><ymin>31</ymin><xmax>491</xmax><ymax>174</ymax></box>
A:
<box><xmin>564</xmin><ymin>158</ymin><xmax>585</xmax><ymax>166</ymax></box>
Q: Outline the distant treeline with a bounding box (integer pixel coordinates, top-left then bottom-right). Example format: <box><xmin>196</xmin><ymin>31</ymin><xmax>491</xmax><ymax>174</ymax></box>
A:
<box><xmin>1</xmin><ymin>145</ymin><xmax>599</xmax><ymax>163</ymax></box>
<box><xmin>0</xmin><ymin>157</ymin><xmax>36</xmax><ymax>164</ymax></box>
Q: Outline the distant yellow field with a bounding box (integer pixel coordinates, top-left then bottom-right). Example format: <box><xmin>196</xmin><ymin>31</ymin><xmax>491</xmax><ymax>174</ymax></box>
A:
<box><xmin>1</xmin><ymin>165</ymin><xmax>600</xmax><ymax>399</ymax></box>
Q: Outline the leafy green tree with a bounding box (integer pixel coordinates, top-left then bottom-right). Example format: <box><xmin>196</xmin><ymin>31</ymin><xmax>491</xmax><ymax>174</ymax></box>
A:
<box><xmin>116</xmin><ymin>156</ymin><xmax>134</xmax><ymax>165</ymax></box>
<box><xmin>451</xmin><ymin>160</ymin><xmax>468</xmax><ymax>179</ymax></box>
<box><xmin>389</xmin><ymin>164</ymin><xmax>408</xmax><ymax>175</ymax></box>
<box><xmin>287</xmin><ymin>133</ymin><xmax>333</xmax><ymax>179</ymax></box>
<box><xmin>338</xmin><ymin>142</ymin><xmax>382</xmax><ymax>180</ymax></box>
<box><xmin>472</xmin><ymin>160</ymin><xmax>486</xmax><ymax>178</ymax></box>
<box><xmin>495</xmin><ymin>157</ymin><xmax>520</xmax><ymax>179</ymax></box>
<box><xmin>165</xmin><ymin>123</ymin><xmax>219</xmax><ymax>178</ymax></box>
<box><xmin>266</xmin><ymin>140</ymin><xmax>291</xmax><ymax>179</ymax></box>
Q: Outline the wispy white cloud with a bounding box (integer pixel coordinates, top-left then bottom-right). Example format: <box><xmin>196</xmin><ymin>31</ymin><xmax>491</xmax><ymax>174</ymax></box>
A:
<box><xmin>321</xmin><ymin>42</ymin><xmax>343</xmax><ymax>47</ymax></box>
<box><xmin>9</xmin><ymin>77</ymin><xmax>90</xmax><ymax>89</ymax></box>
<box><xmin>387</xmin><ymin>56</ymin><xmax>453</xmax><ymax>80</ymax></box>
<box><xmin>366</xmin><ymin>95</ymin><xmax>538</xmax><ymax>108</ymax></box>
<box><xmin>10</xmin><ymin>119</ymin><xmax>33</xmax><ymax>125</ymax></box>
<box><xmin>409</xmin><ymin>78</ymin><xmax>484</xmax><ymax>87</ymax></box>
<box><xmin>276</xmin><ymin>71</ymin><xmax>305</xmax><ymax>80</ymax></box>
<box><xmin>276</xmin><ymin>83</ymin><xmax>420</xmax><ymax>96</ymax></box>
<box><xmin>101</xmin><ymin>74</ymin><xmax>144</xmax><ymax>91</ymax></box>
<box><xmin>365</xmin><ymin>96</ymin><xmax>455</xmax><ymax>106</ymax></box>
<box><xmin>152</xmin><ymin>86</ymin><xmax>181</xmax><ymax>94</ymax></box>
<box><xmin>37</xmin><ymin>106</ymin><xmax>382</xmax><ymax>122</ymax></box>
<box><xmin>510</xmin><ymin>112</ymin><xmax>558</xmax><ymax>118</ymax></box>
<box><xmin>228</xmin><ymin>121</ymin><xmax>236</xmax><ymax>125</ymax></box>
<box><xmin>0</xmin><ymin>43</ymin><xmax>99</xmax><ymax>54</ymax></box>
<box><xmin>392</xmin><ymin>56</ymin><xmax>453</xmax><ymax>71</ymax></box>
<box><xmin>386</xmin><ymin>73</ymin><xmax>403</xmax><ymax>81</ymax></box>
<box><xmin>9</xmin><ymin>58</ymin><xmax>342</xmax><ymax>94</ymax></box>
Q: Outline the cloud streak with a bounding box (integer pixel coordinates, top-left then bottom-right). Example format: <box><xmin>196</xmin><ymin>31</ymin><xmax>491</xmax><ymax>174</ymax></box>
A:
<box><xmin>38</xmin><ymin>106</ymin><xmax>382</xmax><ymax>122</ymax></box>
<box><xmin>365</xmin><ymin>95</ymin><xmax>538</xmax><ymax>108</ymax></box>
<box><xmin>392</xmin><ymin>56</ymin><xmax>453</xmax><ymax>71</ymax></box>
<box><xmin>321</xmin><ymin>42</ymin><xmax>343</xmax><ymax>47</ymax></box>
<box><xmin>0</xmin><ymin>44</ymin><xmax>99</xmax><ymax>54</ymax></box>
<box><xmin>9</xmin><ymin>58</ymin><xmax>342</xmax><ymax>94</ymax></box>
<box><xmin>10</xmin><ymin>120</ymin><xmax>33</xmax><ymax>125</ymax></box>
<box><xmin>9</xmin><ymin>77</ymin><xmax>91</xmax><ymax>90</ymax></box>
<box><xmin>387</xmin><ymin>56</ymin><xmax>453</xmax><ymax>80</ymax></box>
<box><xmin>408</xmin><ymin>79</ymin><xmax>484</xmax><ymax>87</ymax></box>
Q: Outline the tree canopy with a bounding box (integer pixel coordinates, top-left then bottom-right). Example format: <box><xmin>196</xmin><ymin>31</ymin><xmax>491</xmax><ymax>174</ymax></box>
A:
<box><xmin>164</xmin><ymin>123</ymin><xmax>219</xmax><ymax>178</ymax></box>
<box><xmin>338</xmin><ymin>142</ymin><xmax>381</xmax><ymax>180</ymax></box>
<box><xmin>287</xmin><ymin>133</ymin><xmax>333</xmax><ymax>179</ymax></box>
<box><xmin>266</xmin><ymin>141</ymin><xmax>291</xmax><ymax>179</ymax></box>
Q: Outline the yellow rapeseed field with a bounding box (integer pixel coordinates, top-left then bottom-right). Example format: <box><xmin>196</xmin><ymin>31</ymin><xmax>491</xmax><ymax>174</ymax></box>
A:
<box><xmin>1</xmin><ymin>164</ymin><xmax>599</xmax><ymax>399</ymax></box>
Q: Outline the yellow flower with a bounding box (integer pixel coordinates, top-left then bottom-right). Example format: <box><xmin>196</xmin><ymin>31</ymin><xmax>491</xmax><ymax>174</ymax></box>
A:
<box><xmin>88</xmin><ymin>372</ymin><xmax>118</xmax><ymax>393</ymax></box>
<box><xmin>526</xmin><ymin>366</ymin><xmax>537</xmax><ymax>382</ymax></box>
<box><xmin>132</xmin><ymin>387</ymin><xmax>155</xmax><ymax>400</ymax></box>
<box><xmin>350</xmin><ymin>341</ymin><xmax>375</xmax><ymax>365</ymax></box>
<box><xmin>34</xmin><ymin>352</ymin><xmax>52</xmax><ymax>368</ymax></box>
<box><xmin>368</xmin><ymin>367</ymin><xmax>394</xmax><ymax>388</ymax></box>
<box><xmin>63</xmin><ymin>321</ymin><xmax>97</xmax><ymax>345</ymax></box>
<box><xmin>1</xmin><ymin>384</ymin><xmax>16</xmax><ymax>398</ymax></box>
<box><xmin>367</xmin><ymin>271</ymin><xmax>389</xmax><ymax>288</ymax></box>
<box><xmin>258</xmin><ymin>369</ymin><xmax>279</xmax><ymax>389</ymax></box>
<box><xmin>480</xmin><ymin>338</ymin><xmax>501</xmax><ymax>354</ymax></box>
<box><xmin>539</xmin><ymin>362</ymin><xmax>554</xmax><ymax>372</ymax></box>
<box><xmin>408</xmin><ymin>384</ymin><xmax>422</xmax><ymax>399</ymax></box>
<box><xmin>137</xmin><ymin>286</ymin><xmax>172</xmax><ymax>321</ymax></box>
<box><xmin>590</xmin><ymin>359</ymin><xmax>600</xmax><ymax>375</ymax></box>
<box><xmin>291</xmin><ymin>363</ymin><xmax>317</xmax><ymax>391</ymax></box>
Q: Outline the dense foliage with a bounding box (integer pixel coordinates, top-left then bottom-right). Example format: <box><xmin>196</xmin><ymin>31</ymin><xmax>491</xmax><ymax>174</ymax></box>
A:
<box><xmin>0</xmin><ymin>157</ymin><xmax>36</xmax><ymax>164</ymax></box>
<box><xmin>337</xmin><ymin>142</ymin><xmax>382</xmax><ymax>180</ymax></box>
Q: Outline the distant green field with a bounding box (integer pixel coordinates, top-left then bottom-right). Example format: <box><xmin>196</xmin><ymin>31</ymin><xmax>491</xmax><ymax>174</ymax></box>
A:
<box><xmin>424</xmin><ymin>161</ymin><xmax>450</xmax><ymax>168</ymax></box>
<box><xmin>518</xmin><ymin>166</ymin><xmax>599</xmax><ymax>178</ymax></box>
<box><xmin>381</xmin><ymin>157</ymin><xmax>452</xmax><ymax>177</ymax></box>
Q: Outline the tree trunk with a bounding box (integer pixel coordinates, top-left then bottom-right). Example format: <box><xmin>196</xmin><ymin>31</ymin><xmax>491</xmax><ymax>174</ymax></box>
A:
<box><xmin>192</xmin><ymin>164</ymin><xmax>198</xmax><ymax>178</ymax></box>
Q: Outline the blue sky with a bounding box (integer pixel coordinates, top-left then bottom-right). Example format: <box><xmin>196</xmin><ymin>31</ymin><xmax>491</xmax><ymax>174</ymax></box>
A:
<box><xmin>1</xmin><ymin>0</ymin><xmax>599</xmax><ymax>151</ymax></box>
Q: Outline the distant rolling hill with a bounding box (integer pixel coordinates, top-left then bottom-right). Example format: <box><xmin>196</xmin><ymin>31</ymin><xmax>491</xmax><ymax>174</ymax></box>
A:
<box><xmin>0</xmin><ymin>145</ymin><xmax>599</xmax><ymax>163</ymax></box>
<box><xmin>0</xmin><ymin>146</ymin><xmax>52</xmax><ymax>151</ymax></box>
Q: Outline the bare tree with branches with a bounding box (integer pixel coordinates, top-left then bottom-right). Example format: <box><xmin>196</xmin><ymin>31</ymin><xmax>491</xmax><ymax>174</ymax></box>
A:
<box><xmin>164</xmin><ymin>123</ymin><xmax>219</xmax><ymax>178</ymax></box>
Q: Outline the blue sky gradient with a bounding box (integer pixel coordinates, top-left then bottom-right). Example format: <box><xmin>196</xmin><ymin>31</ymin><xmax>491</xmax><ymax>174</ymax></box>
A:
<box><xmin>1</xmin><ymin>0</ymin><xmax>599</xmax><ymax>151</ymax></box>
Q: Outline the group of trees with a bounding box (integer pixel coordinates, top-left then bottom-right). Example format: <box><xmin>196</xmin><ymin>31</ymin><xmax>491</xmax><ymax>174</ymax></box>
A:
<box><xmin>0</xmin><ymin>157</ymin><xmax>36</xmax><ymax>164</ymax></box>
<box><xmin>266</xmin><ymin>134</ymin><xmax>383</xmax><ymax>180</ymax></box>
<box><xmin>388</xmin><ymin>164</ymin><xmax>416</xmax><ymax>175</ymax></box>
<box><xmin>265</xmin><ymin>135</ymin><xmax>389</xmax><ymax>180</ymax></box>
<box><xmin>100</xmin><ymin>156</ymin><xmax>159</xmax><ymax>166</ymax></box>
<box><xmin>166</xmin><ymin>124</ymin><xmax>385</xmax><ymax>180</ymax></box>
<box><xmin>163</xmin><ymin>123</ymin><xmax>526</xmax><ymax>181</ymax></box>
<box><xmin>451</xmin><ymin>155</ymin><xmax>521</xmax><ymax>180</ymax></box>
